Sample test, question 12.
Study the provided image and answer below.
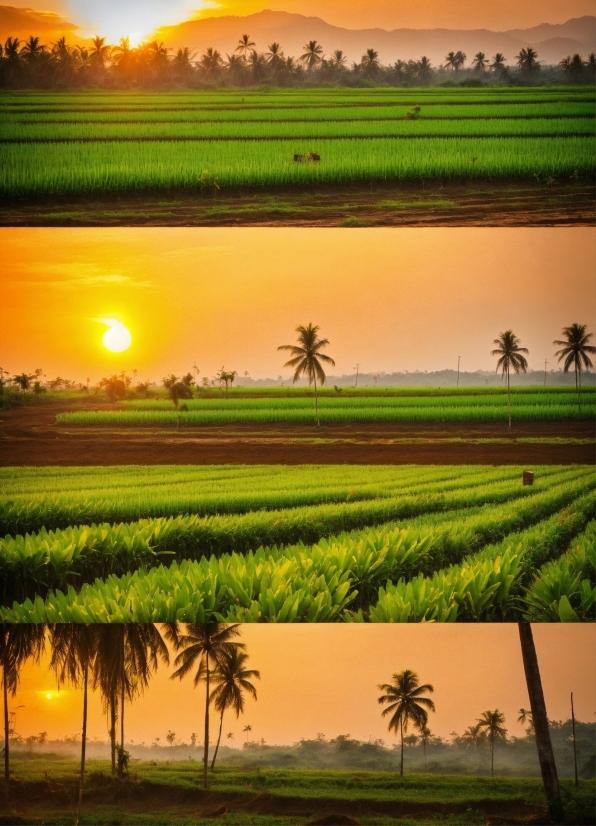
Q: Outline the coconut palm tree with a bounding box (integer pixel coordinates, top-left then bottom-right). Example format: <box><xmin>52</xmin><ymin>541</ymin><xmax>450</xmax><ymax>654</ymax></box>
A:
<box><xmin>518</xmin><ymin>623</ymin><xmax>560</xmax><ymax>804</ymax></box>
<box><xmin>300</xmin><ymin>41</ymin><xmax>323</xmax><ymax>72</ymax></box>
<box><xmin>378</xmin><ymin>669</ymin><xmax>435</xmax><ymax>776</ymax></box>
<box><xmin>476</xmin><ymin>710</ymin><xmax>507</xmax><ymax>776</ymax></box>
<box><xmin>278</xmin><ymin>324</ymin><xmax>335</xmax><ymax>426</ymax></box>
<box><xmin>361</xmin><ymin>48</ymin><xmax>380</xmax><ymax>76</ymax></box>
<box><xmin>416</xmin><ymin>56</ymin><xmax>433</xmax><ymax>84</ymax></box>
<box><xmin>553</xmin><ymin>324</ymin><xmax>595</xmax><ymax>409</ymax></box>
<box><xmin>445</xmin><ymin>50</ymin><xmax>466</xmax><ymax>72</ymax></box>
<box><xmin>210</xmin><ymin>649</ymin><xmax>260</xmax><ymax>770</ymax></box>
<box><xmin>490</xmin><ymin>53</ymin><xmax>507</xmax><ymax>77</ymax></box>
<box><xmin>491</xmin><ymin>330</ymin><xmax>529</xmax><ymax>430</ymax></box>
<box><xmin>89</xmin><ymin>35</ymin><xmax>111</xmax><ymax>69</ymax></box>
<box><xmin>50</xmin><ymin>625</ymin><xmax>99</xmax><ymax>823</ymax></box>
<box><xmin>167</xmin><ymin>624</ymin><xmax>242</xmax><ymax>789</ymax></box>
<box><xmin>517</xmin><ymin>47</ymin><xmax>540</xmax><ymax>74</ymax></box>
<box><xmin>472</xmin><ymin>52</ymin><xmax>488</xmax><ymax>71</ymax></box>
<box><xmin>243</xmin><ymin>724</ymin><xmax>252</xmax><ymax>742</ymax></box>
<box><xmin>517</xmin><ymin>707</ymin><xmax>534</xmax><ymax>735</ymax></box>
<box><xmin>418</xmin><ymin>724</ymin><xmax>432</xmax><ymax>768</ymax></box>
<box><xmin>1</xmin><ymin>625</ymin><xmax>45</xmax><ymax>783</ymax></box>
<box><xmin>329</xmin><ymin>50</ymin><xmax>347</xmax><ymax>70</ymax></box>
<box><xmin>198</xmin><ymin>48</ymin><xmax>222</xmax><ymax>80</ymax></box>
<box><xmin>460</xmin><ymin>723</ymin><xmax>487</xmax><ymax>750</ymax></box>
<box><xmin>236</xmin><ymin>35</ymin><xmax>255</xmax><ymax>62</ymax></box>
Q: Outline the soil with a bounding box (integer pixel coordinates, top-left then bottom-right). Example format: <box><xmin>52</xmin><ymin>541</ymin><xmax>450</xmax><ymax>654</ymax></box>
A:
<box><xmin>1</xmin><ymin>404</ymin><xmax>593</xmax><ymax>466</ymax></box>
<box><xmin>1</xmin><ymin>179</ymin><xmax>593</xmax><ymax>227</ymax></box>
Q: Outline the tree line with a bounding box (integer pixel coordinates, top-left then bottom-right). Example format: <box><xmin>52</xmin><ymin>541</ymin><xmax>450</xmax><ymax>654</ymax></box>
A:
<box><xmin>1</xmin><ymin>33</ymin><xmax>595</xmax><ymax>89</ymax></box>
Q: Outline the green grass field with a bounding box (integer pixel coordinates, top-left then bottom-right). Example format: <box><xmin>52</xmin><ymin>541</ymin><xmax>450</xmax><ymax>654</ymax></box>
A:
<box><xmin>1</xmin><ymin>87</ymin><xmax>594</xmax><ymax>197</ymax></box>
<box><xmin>55</xmin><ymin>386</ymin><xmax>596</xmax><ymax>426</ymax></box>
<box><xmin>1</xmin><ymin>464</ymin><xmax>593</xmax><ymax>622</ymax></box>
<box><xmin>1</xmin><ymin>757</ymin><xmax>593</xmax><ymax>826</ymax></box>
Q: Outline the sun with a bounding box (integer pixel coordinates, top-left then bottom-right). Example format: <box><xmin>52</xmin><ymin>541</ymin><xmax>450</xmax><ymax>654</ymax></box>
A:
<box><xmin>100</xmin><ymin>319</ymin><xmax>132</xmax><ymax>353</ymax></box>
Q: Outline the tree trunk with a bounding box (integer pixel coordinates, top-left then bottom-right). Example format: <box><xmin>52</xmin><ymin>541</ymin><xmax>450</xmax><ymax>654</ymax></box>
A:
<box><xmin>313</xmin><ymin>375</ymin><xmax>319</xmax><ymax>427</ymax></box>
<box><xmin>400</xmin><ymin>718</ymin><xmax>404</xmax><ymax>777</ymax></box>
<box><xmin>507</xmin><ymin>365</ymin><xmax>512</xmax><ymax>431</ymax></box>
<box><xmin>203</xmin><ymin>652</ymin><xmax>210</xmax><ymax>789</ymax></box>
<box><xmin>211</xmin><ymin>708</ymin><xmax>225</xmax><ymax>771</ymax></box>
<box><xmin>423</xmin><ymin>740</ymin><xmax>427</xmax><ymax>770</ymax></box>
<box><xmin>518</xmin><ymin>623</ymin><xmax>560</xmax><ymax>802</ymax></box>
<box><xmin>491</xmin><ymin>731</ymin><xmax>494</xmax><ymax>777</ymax></box>
<box><xmin>76</xmin><ymin>660</ymin><xmax>88</xmax><ymax>825</ymax></box>
<box><xmin>119</xmin><ymin>679</ymin><xmax>125</xmax><ymax>778</ymax></box>
<box><xmin>110</xmin><ymin>692</ymin><xmax>116</xmax><ymax>776</ymax></box>
<box><xmin>3</xmin><ymin>654</ymin><xmax>9</xmax><ymax>784</ymax></box>
<box><xmin>571</xmin><ymin>692</ymin><xmax>578</xmax><ymax>787</ymax></box>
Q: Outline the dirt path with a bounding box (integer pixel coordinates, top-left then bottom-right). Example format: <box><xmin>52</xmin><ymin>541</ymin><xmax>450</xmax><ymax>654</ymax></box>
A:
<box><xmin>1</xmin><ymin>406</ymin><xmax>593</xmax><ymax>465</ymax></box>
<box><xmin>2</xmin><ymin>180</ymin><xmax>593</xmax><ymax>227</ymax></box>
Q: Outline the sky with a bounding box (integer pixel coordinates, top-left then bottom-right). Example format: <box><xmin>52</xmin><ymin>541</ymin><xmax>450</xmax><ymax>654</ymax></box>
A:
<box><xmin>1</xmin><ymin>228</ymin><xmax>594</xmax><ymax>384</ymax></box>
<box><xmin>2</xmin><ymin>0</ymin><xmax>594</xmax><ymax>44</ymax></box>
<box><xmin>13</xmin><ymin>625</ymin><xmax>596</xmax><ymax>746</ymax></box>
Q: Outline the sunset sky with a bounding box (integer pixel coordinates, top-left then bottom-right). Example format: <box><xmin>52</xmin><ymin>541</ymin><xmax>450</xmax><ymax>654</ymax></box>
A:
<box><xmin>13</xmin><ymin>625</ymin><xmax>596</xmax><ymax>747</ymax></box>
<box><xmin>2</xmin><ymin>0</ymin><xmax>593</xmax><ymax>45</ymax></box>
<box><xmin>1</xmin><ymin>228</ymin><xmax>594</xmax><ymax>384</ymax></box>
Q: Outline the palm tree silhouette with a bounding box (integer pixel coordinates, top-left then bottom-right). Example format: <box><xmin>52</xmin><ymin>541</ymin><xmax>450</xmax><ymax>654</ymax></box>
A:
<box><xmin>210</xmin><ymin>649</ymin><xmax>260</xmax><ymax>770</ymax></box>
<box><xmin>330</xmin><ymin>50</ymin><xmax>347</xmax><ymax>69</ymax></box>
<box><xmin>491</xmin><ymin>330</ymin><xmax>529</xmax><ymax>430</ymax></box>
<box><xmin>243</xmin><ymin>724</ymin><xmax>252</xmax><ymax>743</ymax></box>
<box><xmin>476</xmin><ymin>710</ymin><xmax>507</xmax><ymax>776</ymax></box>
<box><xmin>278</xmin><ymin>324</ymin><xmax>335</xmax><ymax>426</ymax></box>
<box><xmin>517</xmin><ymin>47</ymin><xmax>540</xmax><ymax>73</ymax></box>
<box><xmin>167</xmin><ymin>624</ymin><xmax>242</xmax><ymax>789</ymax></box>
<box><xmin>50</xmin><ymin>625</ymin><xmax>99</xmax><ymax>823</ymax></box>
<box><xmin>553</xmin><ymin>323</ymin><xmax>595</xmax><ymax>409</ymax></box>
<box><xmin>418</xmin><ymin>724</ymin><xmax>432</xmax><ymax>769</ymax></box>
<box><xmin>518</xmin><ymin>623</ymin><xmax>560</xmax><ymax>804</ymax></box>
<box><xmin>491</xmin><ymin>54</ymin><xmax>507</xmax><ymax>75</ymax></box>
<box><xmin>472</xmin><ymin>52</ymin><xmax>488</xmax><ymax>71</ymax></box>
<box><xmin>300</xmin><ymin>41</ymin><xmax>323</xmax><ymax>72</ymax></box>
<box><xmin>517</xmin><ymin>707</ymin><xmax>534</xmax><ymax>734</ymax></box>
<box><xmin>236</xmin><ymin>35</ymin><xmax>255</xmax><ymax>62</ymax></box>
<box><xmin>378</xmin><ymin>669</ymin><xmax>435</xmax><ymax>776</ymax></box>
<box><xmin>1</xmin><ymin>625</ymin><xmax>45</xmax><ymax>783</ymax></box>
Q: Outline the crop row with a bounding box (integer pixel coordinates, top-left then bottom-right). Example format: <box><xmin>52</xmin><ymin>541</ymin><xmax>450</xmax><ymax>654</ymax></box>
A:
<box><xmin>1</xmin><ymin>467</ymin><xmax>591</xmax><ymax>605</ymax></box>
<box><xmin>121</xmin><ymin>385</ymin><xmax>596</xmax><ymax>398</ymax></box>
<box><xmin>2</xmin><ymin>136</ymin><xmax>593</xmax><ymax>196</ymax></box>
<box><xmin>56</xmin><ymin>403</ymin><xmax>596</xmax><ymax>426</ymax></box>
<box><xmin>524</xmin><ymin>522</ymin><xmax>596</xmax><ymax>622</ymax></box>
<box><xmin>3</xmin><ymin>489</ymin><xmax>592</xmax><ymax>623</ymax></box>
<box><xmin>118</xmin><ymin>391</ymin><xmax>588</xmax><ymax>410</ymax></box>
<box><xmin>1</xmin><ymin>464</ymin><xmax>523</xmax><ymax>534</ymax></box>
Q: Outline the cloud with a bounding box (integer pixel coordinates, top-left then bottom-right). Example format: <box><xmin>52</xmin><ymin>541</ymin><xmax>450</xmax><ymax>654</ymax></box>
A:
<box><xmin>18</xmin><ymin>267</ymin><xmax>152</xmax><ymax>289</ymax></box>
<box><xmin>0</xmin><ymin>5</ymin><xmax>80</xmax><ymax>41</ymax></box>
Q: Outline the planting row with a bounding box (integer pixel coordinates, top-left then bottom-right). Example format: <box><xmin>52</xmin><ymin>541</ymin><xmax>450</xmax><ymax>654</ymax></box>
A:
<box><xmin>2</xmin><ymin>136</ymin><xmax>593</xmax><ymax>196</ymax></box>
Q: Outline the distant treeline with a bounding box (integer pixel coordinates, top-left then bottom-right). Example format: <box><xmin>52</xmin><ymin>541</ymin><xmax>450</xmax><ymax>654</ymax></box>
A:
<box><xmin>14</xmin><ymin>722</ymin><xmax>595</xmax><ymax>778</ymax></box>
<box><xmin>1</xmin><ymin>34</ymin><xmax>595</xmax><ymax>89</ymax></box>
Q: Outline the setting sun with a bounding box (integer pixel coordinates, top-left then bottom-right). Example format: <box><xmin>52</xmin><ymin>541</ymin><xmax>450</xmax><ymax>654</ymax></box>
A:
<box><xmin>100</xmin><ymin>319</ymin><xmax>132</xmax><ymax>353</ymax></box>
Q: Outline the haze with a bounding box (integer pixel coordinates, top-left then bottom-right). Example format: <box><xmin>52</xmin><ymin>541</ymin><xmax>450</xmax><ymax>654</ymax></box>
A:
<box><xmin>14</xmin><ymin>625</ymin><xmax>596</xmax><ymax>746</ymax></box>
<box><xmin>1</xmin><ymin>228</ymin><xmax>594</xmax><ymax>384</ymax></box>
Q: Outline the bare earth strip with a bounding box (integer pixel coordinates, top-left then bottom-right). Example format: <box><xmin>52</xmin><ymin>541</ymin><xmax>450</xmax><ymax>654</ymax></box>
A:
<box><xmin>1</xmin><ymin>406</ymin><xmax>593</xmax><ymax>466</ymax></box>
<box><xmin>1</xmin><ymin>180</ymin><xmax>593</xmax><ymax>227</ymax></box>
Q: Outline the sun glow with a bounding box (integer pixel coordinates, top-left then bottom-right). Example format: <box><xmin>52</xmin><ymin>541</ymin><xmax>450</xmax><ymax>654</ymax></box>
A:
<box><xmin>100</xmin><ymin>318</ymin><xmax>132</xmax><ymax>353</ymax></box>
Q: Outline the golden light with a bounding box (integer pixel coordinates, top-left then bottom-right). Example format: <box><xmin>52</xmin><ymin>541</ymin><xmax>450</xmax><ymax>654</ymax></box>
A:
<box><xmin>100</xmin><ymin>318</ymin><xmax>132</xmax><ymax>353</ymax></box>
<box><xmin>128</xmin><ymin>32</ymin><xmax>145</xmax><ymax>48</ymax></box>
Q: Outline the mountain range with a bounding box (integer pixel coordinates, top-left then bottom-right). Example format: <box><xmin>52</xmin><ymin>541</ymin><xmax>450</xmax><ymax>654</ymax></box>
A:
<box><xmin>1</xmin><ymin>6</ymin><xmax>594</xmax><ymax>66</ymax></box>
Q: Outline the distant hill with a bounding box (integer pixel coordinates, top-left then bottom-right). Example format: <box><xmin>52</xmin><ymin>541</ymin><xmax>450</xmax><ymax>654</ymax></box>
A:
<box><xmin>154</xmin><ymin>11</ymin><xmax>596</xmax><ymax>66</ymax></box>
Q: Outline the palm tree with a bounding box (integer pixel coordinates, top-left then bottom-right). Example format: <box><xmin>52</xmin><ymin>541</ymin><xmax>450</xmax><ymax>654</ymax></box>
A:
<box><xmin>518</xmin><ymin>623</ymin><xmax>560</xmax><ymax>804</ymax></box>
<box><xmin>460</xmin><ymin>723</ymin><xmax>486</xmax><ymax>750</ymax></box>
<box><xmin>1</xmin><ymin>625</ymin><xmax>45</xmax><ymax>783</ymax></box>
<box><xmin>416</xmin><ymin>56</ymin><xmax>433</xmax><ymax>84</ymax></box>
<box><xmin>553</xmin><ymin>324</ymin><xmax>595</xmax><ymax>408</ymax></box>
<box><xmin>89</xmin><ymin>35</ymin><xmax>111</xmax><ymax>69</ymax></box>
<box><xmin>168</xmin><ymin>624</ymin><xmax>242</xmax><ymax>789</ymax></box>
<box><xmin>378</xmin><ymin>669</ymin><xmax>435</xmax><ymax>776</ymax></box>
<box><xmin>50</xmin><ymin>625</ymin><xmax>98</xmax><ymax>823</ymax></box>
<box><xmin>491</xmin><ymin>53</ymin><xmax>507</xmax><ymax>76</ymax></box>
<box><xmin>21</xmin><ymin>36</ymin><xmax>45</xmax><ymax>63</ymax></box>
<box><xmin>491</xmin><ymin>330</ymin><xmax>529</xmax><ymax>430</ymax></box>
<box><xmin>517</xmin><ymin>707</ymin><xmax>534</xmax><ymax>735</ymax></box>
<box><xmin>278</xmin><ymin>324</ymin><xmax>335</xmax><ymax>426</ymax></box>
<box><xmin>445</xmin><ymin>50</ymin><xmax>466</xmax><ymax>71</ymax></box>
<box><xmin>210</xmin><ymin>649</ymin><xmax>260</xmax><ymax>770</ymax></box>
<box><xmin>472</xmin><ymin>52</ymin><xmax>488</xmax><ymax>71</ymax></box>
<box><xmin>300</xmin><ymin>41</ymin><xmax>323</xmax><ymax>72</ymax></box>
<box><xmin>329</xmin><ymin>50</ymin><xmax>347</xmax><ymax>70</ymax></box>
<box><xmin>236</xmin><ymin>35</ymin><xmax>255</xmax><ymax>62</ymax></box>
<box><xmin>418</xmin><ymin>724</ymin><xmax>432</xmax><ymax>768</ymax></box>
<box><xmin>243</xmin><ymin>724</ymin><xmax>252</xmax><ymax>742</ymax></box>
<box><xmin>198</xmin><ymin>48</ymin><xmax>222</xmax><ymax>81</ymax></box>
<box><xmin>476</xmin><ymin>710</ymin><xmax>507</xmax><ymax>776</ymax></box>
<box><xmin>361</xmin><ymin>48</ymin><xmax>380</xmax><ymax>76</ymax></box>
<box><xmin>517</xmin><ymin>47</ymin><xmax>540</xmax><ymax>74</ymax></box>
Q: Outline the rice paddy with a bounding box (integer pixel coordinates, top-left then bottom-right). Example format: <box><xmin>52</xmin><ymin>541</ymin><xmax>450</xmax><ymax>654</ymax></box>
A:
<box><xmin>1</xmin><ymin>87</ymin><xmax>594</xmax><ymax>197</ymax></box>
<box><xmin>1</xmin><ymin>464</ymin><xmax>593</xmax><ymax>622</ymax></box>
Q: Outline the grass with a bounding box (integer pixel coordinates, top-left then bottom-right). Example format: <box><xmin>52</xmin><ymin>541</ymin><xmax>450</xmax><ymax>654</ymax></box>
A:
<box><xmin>1</xmin><ymin>88</ymin><xmax>593</xmax><ymax>197</ymax></box>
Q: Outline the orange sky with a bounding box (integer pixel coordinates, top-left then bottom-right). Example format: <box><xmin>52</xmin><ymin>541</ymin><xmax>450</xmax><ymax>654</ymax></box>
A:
<box><xmin>1</xmin><ymin>228</ymin><xmax>594</xmax><ymax>384</ymax></box>
<box><xmin>3</xmin><ymin>0</ymin><xmax>593</xmax><ymax>41</ymax></box>
<box><xmin>13</xmin><ymin>625</ymin><xmax>596</xmax><ymax>746</ymax></box>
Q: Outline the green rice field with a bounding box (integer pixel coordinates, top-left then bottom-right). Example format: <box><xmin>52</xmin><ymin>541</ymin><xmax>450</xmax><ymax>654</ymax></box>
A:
<box><xmin>56</xmin><ymin>386</ymin><xmax>596</xmax><ymax>426</ymax></box>
<box><xmin>1</xmin><ymin>464</ymin><xmax>593</xmax><ymax>623</ymax></box>
<box><xmin>1</xmin><ymin>87</ymin><xmax>594</xmax><ymax>197</ymax></box>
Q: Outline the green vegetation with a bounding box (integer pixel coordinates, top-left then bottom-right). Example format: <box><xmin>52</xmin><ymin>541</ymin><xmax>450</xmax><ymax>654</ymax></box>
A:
<box><xmin>1</xmin><ymin>465</ymin><xmax>593</xmax><ymax>621</ymax></box>
<box><xmin>1</xmin><ymin>88</ymin><xmax>594</xmax><ymax>197</ymax></box>
<box><xmin>55</xmin><ymin>387</ymin><xmax>596</xmax><ymax>425</ymax></box>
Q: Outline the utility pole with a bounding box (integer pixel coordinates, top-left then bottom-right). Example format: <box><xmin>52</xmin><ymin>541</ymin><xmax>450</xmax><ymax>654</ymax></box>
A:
<box><xmin>544</xmin><ymin>359</ymin><xmax>548</xmax><ymax>387</ymax></box>
<box><xmin>571</xmin><ymin>692</ymin><xmax>578</xmax><ymax>787</ymax></box>
<box><xmin>457</xmin><ymin>356</ymin><xmax>460</xmax><ymax>388</ymax></box>
<box><xmin>354</xmin><ymin>364</ymin><xmax>360</xmax><ymax>388</ymax></box>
